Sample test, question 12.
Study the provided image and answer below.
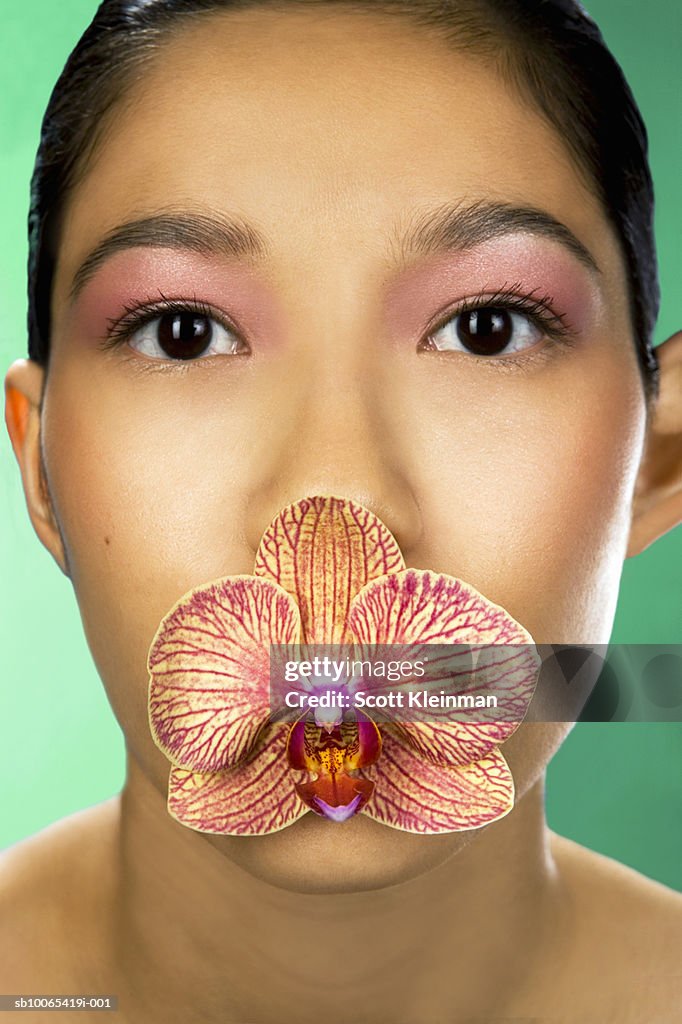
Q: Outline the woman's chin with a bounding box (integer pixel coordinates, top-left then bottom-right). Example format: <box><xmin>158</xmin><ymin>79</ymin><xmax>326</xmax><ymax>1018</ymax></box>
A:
<box><xmin>206</xmin><ymin>812</ymin><xmax>472</xmax><ymax>894</ymax></box>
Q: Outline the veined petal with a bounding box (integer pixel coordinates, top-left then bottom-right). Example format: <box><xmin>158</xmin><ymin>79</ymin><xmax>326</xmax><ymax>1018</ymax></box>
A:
<box><xmin>382</xmin><ymin>719</ymin><xmax>520</xmax><ymax>768</ymax></box>
<box><xmin>167</xmin><ymin>723</ymin><xmax>308</xmax><ymax>836</ymax></box>
<box><xmin>149</xmin><ymin>576</ymin><xmax>300</xmax><ymax>772</ymax></box>
<box><xmin>360</xmin><ymin>735</ymin><xmax>514</xmax><ymax>833</ymax></box>
<box><xmin>378</xmin><ymin>641</ymin><xmax>539</xmax><ymax>766</ymax></box>
<box><xmin>349</xmin><ymin>569</ymin><xmax>535</xmax><ymax>646</ymax></box>
<box><xmin>348</xmin><ymin>571</ymin><xmax>539</xmax><ymax>764</ymax></box>
<box><xmin>253</xmin><ymin>495</ymin><xmax>405</xmax><ymax>643</ymax></box>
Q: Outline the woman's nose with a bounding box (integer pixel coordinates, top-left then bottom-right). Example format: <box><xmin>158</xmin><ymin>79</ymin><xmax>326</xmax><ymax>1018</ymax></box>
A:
<box><xmin>244</xmin><ymin>348</ymin><xmax>422</xmax><ymax>558</ymax></box>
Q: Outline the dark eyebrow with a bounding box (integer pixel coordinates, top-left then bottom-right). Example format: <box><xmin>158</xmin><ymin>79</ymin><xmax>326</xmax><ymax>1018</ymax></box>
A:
<box><xmin>70</xmin><ymin>211</ymin><xmax>268</xmax><ymax>299</ymax></box>
<box><xmin>392</xmin><ymin>200</ymin><xmax>600</xmax><ymax>273</ymax></box>
<box><xmin>70</xmin><ymin>200</ymin><xmax>599</xmax><ymax>300</ymax></box>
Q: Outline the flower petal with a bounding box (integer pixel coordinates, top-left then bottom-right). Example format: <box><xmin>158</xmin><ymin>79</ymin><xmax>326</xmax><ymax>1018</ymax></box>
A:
<box><xmin>253</xmin><ymin>495</ymin><xmax>405</xmax><ymax>643</ymax></box>
<box><xmin>149</xmin><ymin>576</ymin><xmax>300</xmax><ymax>772</ymax></box>
<box><xmin>349</xmin><ymin>569</ymin><xmax>535</xmax><ymax>646</ymax></box>
<box><xmin>382</xmin><ymin>718</ymin><xmax>519</xmax><ymax>768</ymax></box>
<box><xmin>348</xmin><ymin>570</ymin><xmax>539</xmax><ymax>765</ymax></box>
<box><xmin>360</xmin><ymin>734</ymin><xmax>514</xmax><ymax>833</ymax></box>
<box><xmin>167</xmin><ymin>723</ymin><xmax>308</xmax><ymax>835</ymax></box>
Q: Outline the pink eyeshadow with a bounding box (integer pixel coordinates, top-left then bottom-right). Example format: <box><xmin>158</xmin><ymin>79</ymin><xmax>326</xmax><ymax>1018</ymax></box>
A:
<box><xmin>63</xmin><ymin>234</ymin><xmax>605</xmax><ymax>355</ymax></box>
<box><xmin>384</xmin><ymin>235</ymin><xmax>605</xmax><ymax>343</ymax></box>
<box><xmin>64</xmin><ymin>248</ymin><xmax>283</xmax><ymax>348</ymax></box>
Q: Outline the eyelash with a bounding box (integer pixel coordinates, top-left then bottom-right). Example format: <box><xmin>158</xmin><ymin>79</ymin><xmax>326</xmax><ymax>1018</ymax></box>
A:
<box><xmin>99</xmin><ymin>284</ymin><xmax>573</xmax><ymax>365</ymax></box>
<box><xmin>425</xmin><ymin>284</ymin><xmax>571</xmax><ymax>344</ymax></box>
<box><xmin>99</xmin><ymin>293</ymin><xmax>243</xmax><ymax>351</ymax></box>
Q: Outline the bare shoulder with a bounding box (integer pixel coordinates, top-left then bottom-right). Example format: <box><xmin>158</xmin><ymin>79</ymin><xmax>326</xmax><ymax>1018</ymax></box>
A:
<box><xmin>551</xmin><ymin>829</ymin><xmax>682</xmax><ymax>933</ymax></box>
<box><xmin>542</xmin><ymin>831</ymin><xmax>682</xmax><ymax>1021</ymax></box>
<box><xmin>0</xmin><ymin>798</ymin><xmax>120</xmax><ymax>993</ymax></box>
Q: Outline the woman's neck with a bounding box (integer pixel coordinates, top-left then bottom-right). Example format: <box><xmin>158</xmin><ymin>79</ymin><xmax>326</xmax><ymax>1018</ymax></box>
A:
<box><xmin>110</xmin><ymin>753</ymin><xmax>561</xmax><ymax>1023</ymax></box>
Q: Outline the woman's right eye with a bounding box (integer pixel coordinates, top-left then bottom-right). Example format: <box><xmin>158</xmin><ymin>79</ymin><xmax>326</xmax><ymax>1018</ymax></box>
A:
<box><xmin>128</xmin><ymin>311</ymin><xmax>246</xmax><ymax>361</ymax></box>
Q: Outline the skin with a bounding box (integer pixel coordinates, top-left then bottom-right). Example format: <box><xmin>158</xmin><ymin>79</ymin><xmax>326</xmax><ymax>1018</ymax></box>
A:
<box><xmin>3</xmin><ymin>8</ymin><xmax>682</xmax><ymax>1022</ymax></box>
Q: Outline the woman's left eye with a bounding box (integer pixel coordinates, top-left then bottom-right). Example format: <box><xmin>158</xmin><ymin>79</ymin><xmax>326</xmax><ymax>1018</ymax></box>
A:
<box><xmin>127</xmin><ymin>310</ymin><xmax>245</xmax><ymax>360</ymax></box>
<box><xmin>427</xmin><ymin>307</ymin><xmax>544</xmax><ymax>357</ymax></box>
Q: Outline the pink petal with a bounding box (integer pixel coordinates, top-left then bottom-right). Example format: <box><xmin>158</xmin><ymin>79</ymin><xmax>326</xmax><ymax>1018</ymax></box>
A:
<box><xmin>167</xmin><ymin>723</ymin><xmax>308</xmax><ymax>835</ymax></box>
<box><xmin>149</xmin><ymin>576</ymin><xmax>300</xmax><ymax>772</ymax></box>
<box><xmin>382</xmin><ymin>719</ymin><xmax>518</xmax><ymax>768</ymax></box>
<box><xmin>348</xmin><ymin>570</ymin><xmax>539</xmax><ymax>765</ymax></box>
<box><xmin>349</xmin><ymin>569</ymin><xmax>535</xmax><ymax>646</ymax></box>
<box><xmin>253</xmin><ymin>495</ymin><xmax>405</xmax><ymax>643</ymax></box>
<box><xmin>360</xmin><ymin>734</ymin><xmax>514</xmax><ymax>833</ymax></box>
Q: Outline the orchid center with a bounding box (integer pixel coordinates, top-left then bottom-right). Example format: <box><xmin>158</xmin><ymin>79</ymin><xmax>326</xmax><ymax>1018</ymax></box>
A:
<box><xmin>286</xmin><ymin>711</ymin><xmax>382</xmax><ymax>822</ymax></box>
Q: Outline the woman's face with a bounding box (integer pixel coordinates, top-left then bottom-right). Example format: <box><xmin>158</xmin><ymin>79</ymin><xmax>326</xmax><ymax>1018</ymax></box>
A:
<box><xmin>41</xmin><ymin>8</ymin><xmax>645</xmax><ymax>890</ymax></box>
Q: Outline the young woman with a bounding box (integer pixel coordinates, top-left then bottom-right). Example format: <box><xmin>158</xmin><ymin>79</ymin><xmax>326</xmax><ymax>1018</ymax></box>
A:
<box><xmin>3</xmin><ymin>1</ymin><xmax>681</xmax><ymax>1020</ymax></box>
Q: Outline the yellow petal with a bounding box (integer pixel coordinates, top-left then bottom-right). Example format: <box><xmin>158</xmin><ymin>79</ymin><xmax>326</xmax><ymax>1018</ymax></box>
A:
<box><xmin>254</xmin><ymin>495</ymin><xmax>405</xmax><ymax>643</ymax></box>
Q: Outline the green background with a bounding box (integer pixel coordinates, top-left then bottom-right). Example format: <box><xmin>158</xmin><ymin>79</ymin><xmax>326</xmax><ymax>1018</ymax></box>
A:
<box><xmin>1</xmin><ymin>1</ymin><xmax>680</xmax><ymax>886</ymax></box>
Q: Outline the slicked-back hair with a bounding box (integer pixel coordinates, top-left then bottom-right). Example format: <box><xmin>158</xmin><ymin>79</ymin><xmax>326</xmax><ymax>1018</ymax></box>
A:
<box><xmin>28</xmin><ymin>0</ymin><xmax>659</xmax><ymax>399</ymax></box>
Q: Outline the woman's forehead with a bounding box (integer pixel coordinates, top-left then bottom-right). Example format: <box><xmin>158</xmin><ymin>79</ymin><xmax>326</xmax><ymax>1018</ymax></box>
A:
<box><xmin>53</xmin><ymin>6</ymin><xmax>622</xmax><ymax>299</ymax></box>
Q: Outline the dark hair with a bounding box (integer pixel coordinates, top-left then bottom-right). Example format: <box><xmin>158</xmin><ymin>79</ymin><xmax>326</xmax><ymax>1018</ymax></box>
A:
<box><xmin>28</xmin><ymin>0</ymin><xmax>659</xmax><ymax>399</ymax></box>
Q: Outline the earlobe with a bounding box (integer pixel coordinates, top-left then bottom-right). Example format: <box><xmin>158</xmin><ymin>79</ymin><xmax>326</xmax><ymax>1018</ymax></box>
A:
<box><xmin>627</xmin><ymin>332</ymin><xmax>682</xmax><ymax>557</ymax></box>
<box><xmin>4</xmin><ymin>358</ymin><xmax>69</xmax><ymax>575</ymax></box>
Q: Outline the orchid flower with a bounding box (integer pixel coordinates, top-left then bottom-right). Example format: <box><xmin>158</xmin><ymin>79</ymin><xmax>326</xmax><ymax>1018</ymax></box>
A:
<box><xmin>148</xmin><ymin>496</ymin><xmax>539</xmax><ymax>835</ymax></box>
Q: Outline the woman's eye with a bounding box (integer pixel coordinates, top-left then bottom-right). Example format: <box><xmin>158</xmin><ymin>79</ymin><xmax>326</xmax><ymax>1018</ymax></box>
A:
<box><xmin>429</xmin><ymin>307</ymin><xmax>544</xmax><ymax>357</ymax></box>
<box><xmin>128</xmin><ymin>311</ymin><xmax>244</xmax><ymax>360</ymax></box>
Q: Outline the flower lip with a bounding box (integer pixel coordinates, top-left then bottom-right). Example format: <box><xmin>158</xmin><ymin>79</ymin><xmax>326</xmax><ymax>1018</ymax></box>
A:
<box><xmin>148</xmin><ymin>495</ymin><xmax>540</xmax><ymax>836</ymax></box>
<box><xmin>309</xmin><ymin>793</ymin><xmax>365</xmax><ymax>823</ymax></box>
<box><xmin>295</xmin><ymin>774</ymin><xmax>375</xmax><ymax>822</ymax></box>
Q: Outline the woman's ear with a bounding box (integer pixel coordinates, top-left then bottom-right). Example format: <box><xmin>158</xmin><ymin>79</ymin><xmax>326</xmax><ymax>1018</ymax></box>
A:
<box><xmin>4</xmin><ymin>358</ymin><xmax>69</xmax><ymax>575</ymax></box>
<box><xmin>627</xmin><ymin>331</ymin><xmax>682</xmax><ymax>557</ymax></box>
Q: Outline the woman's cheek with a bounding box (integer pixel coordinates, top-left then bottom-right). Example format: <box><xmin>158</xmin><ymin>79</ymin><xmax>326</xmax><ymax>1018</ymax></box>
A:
<box><xmin>394</xmin><ymin>351</ymin><xmax>644</xmax><ymax>644</ymax></box>
<box><xmin>40</xmin><ymin>367</ymin><xmax>257</xmax><ymax>756</ymax></box>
